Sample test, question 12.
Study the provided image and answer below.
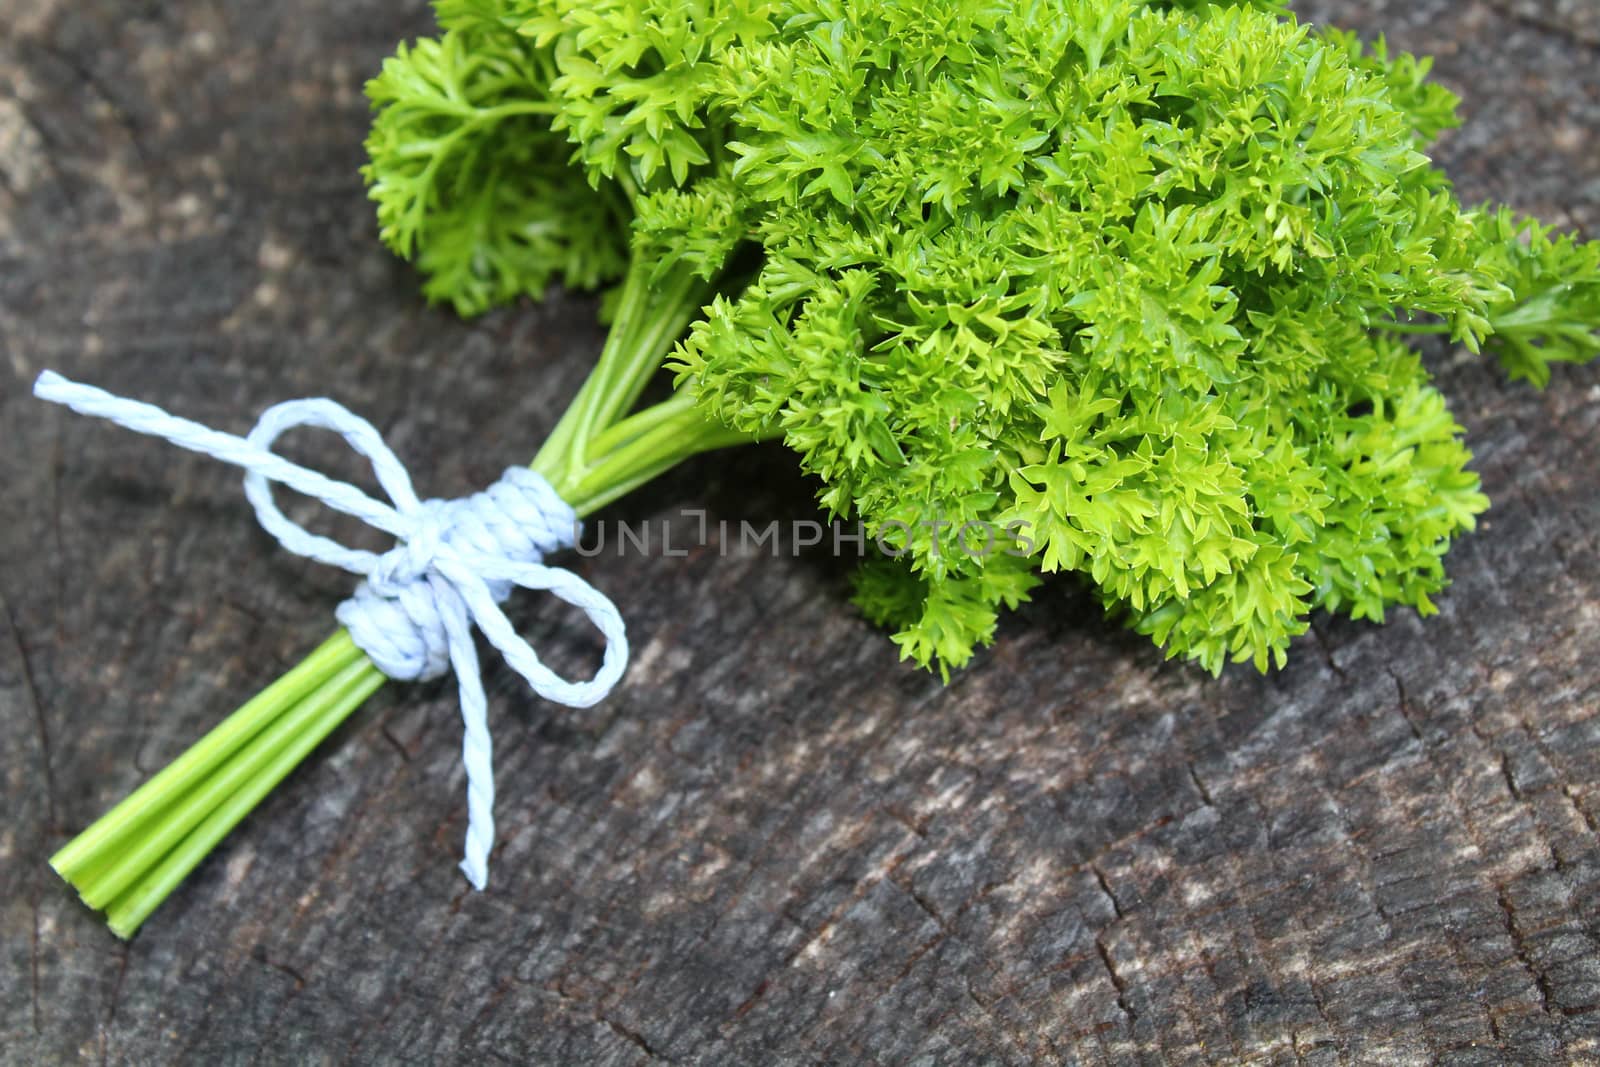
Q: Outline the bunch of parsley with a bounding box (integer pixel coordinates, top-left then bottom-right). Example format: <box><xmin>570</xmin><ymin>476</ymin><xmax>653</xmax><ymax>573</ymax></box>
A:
<box><xmin>369</xmin><ymin>0</ymin><xmax>1599</xmax><ymax>672</ymax></box>
<box><xmin>52</xmin><ymin>0</ymin><xmax>1599</xmax><ymax>935</ymax></box>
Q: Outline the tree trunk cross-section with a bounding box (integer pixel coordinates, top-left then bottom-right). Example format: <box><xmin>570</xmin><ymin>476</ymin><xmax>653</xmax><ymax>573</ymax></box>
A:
<box><xmin>2</xmin><ymin>1</ymin><xmax>1598</xmax><ymax>1063</ymax></box>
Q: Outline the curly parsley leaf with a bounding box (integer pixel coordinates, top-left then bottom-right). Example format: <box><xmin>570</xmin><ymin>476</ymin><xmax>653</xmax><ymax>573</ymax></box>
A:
<box><xmin>368</xmin><ymin>0</ymin><xmax>1600</xmax><ymax>676</ymax></box>
<box><xmin>363</xmin><ymin>17</ymin><xmax>630</xmax><ymax>315</ymax></box>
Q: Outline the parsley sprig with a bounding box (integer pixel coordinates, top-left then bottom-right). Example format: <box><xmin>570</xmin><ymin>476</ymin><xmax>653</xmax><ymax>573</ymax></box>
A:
<box><xmin>54</xmin><ymin>0</ymin><xmax>1599</xmax><ymax>935</ymax></box>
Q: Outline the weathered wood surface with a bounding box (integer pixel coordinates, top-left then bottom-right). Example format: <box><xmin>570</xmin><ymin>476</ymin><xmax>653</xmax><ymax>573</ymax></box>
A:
<box><xmin>2</xmin><ymin>1</ymin><xmax>1598</xmax><ymax>1062</ymax></box>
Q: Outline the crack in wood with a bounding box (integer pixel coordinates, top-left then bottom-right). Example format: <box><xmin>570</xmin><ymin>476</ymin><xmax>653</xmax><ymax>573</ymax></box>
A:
<box><xmin>1496</xmin><ymin>885</ymin><xmax>1560</xmax><ymax>1019</ymax></box>
<box><xmin>1095</xmin><ymin>937</ymin><xmax>1138</xmax><ymax>1028</ymax></box>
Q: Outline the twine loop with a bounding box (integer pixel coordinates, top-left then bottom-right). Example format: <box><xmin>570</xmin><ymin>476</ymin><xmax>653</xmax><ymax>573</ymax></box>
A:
<box><xmin>34</xmin><ymin>370</ymin><xmax>628</xmax><ymax>890</ymax></box>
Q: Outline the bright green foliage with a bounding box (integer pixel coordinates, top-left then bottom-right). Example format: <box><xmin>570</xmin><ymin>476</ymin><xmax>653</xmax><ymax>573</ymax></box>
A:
<box><xmin>365</xmin><ymin>0</ymin><xmax>1600</xmax><ymax>676</ymax></box>
<box><xmin>1476</xmin><ymin>208</ymin><xmax>1600</xmax><ymax>386</ymax></box>
<box><xmin>363</xmin><ymin>13</ymin><xmax>632</xmax><ymax>314</ymax></box>
<box><xmin>1322</xmin><ymin>29</ymin><xmax>1465</xmax><ymax>145</ymax></box>
<box><xmin>523</xmin><ymin>0</ymin><xmax>773</xmax><ymax>186</ymax></box>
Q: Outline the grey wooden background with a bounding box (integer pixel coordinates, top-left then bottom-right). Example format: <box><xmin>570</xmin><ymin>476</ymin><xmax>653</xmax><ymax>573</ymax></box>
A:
<box><xmin>2</xmin><ymin>1</ymin><xmax>1597</xmax><ymax>1063</ymax></box>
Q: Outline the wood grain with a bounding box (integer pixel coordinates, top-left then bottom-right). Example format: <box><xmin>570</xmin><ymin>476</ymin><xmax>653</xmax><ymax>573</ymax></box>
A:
<box><xmin>2</xmin><ymin>1</ymin><xmax>1597</xmax><ymax>1062</ymax></box>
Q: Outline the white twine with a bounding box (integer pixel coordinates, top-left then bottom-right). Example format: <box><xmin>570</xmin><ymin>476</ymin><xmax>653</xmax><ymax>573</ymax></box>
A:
<box><xmin>34</xmin><ymin>370</ymin><xmax>628</xmax><ymax>891</ymax></box>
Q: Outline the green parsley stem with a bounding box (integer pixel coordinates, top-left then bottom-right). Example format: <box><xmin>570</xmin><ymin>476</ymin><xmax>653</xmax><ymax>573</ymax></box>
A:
<box><xmin>50</xmin><ymin>253</ymin><xmax>755</xmax><ymax>936</ymax></box>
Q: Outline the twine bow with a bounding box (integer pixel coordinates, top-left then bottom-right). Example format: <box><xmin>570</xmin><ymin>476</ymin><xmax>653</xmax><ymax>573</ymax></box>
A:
<box><xmin>34</xmin><ymin>370</ymin><xmax>628</xmax><ymax>889</ymax></box>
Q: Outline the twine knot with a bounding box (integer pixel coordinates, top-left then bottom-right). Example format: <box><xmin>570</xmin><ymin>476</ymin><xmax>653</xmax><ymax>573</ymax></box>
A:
<box><xmin>34</xmin><ymin>370</ymin><xmax>628</xmax><ymax>890</ymax></box>
<box><xmin>334</xmin><ymin>466</ymin><xmax>587</xmax><ymax>690</ymax></box>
